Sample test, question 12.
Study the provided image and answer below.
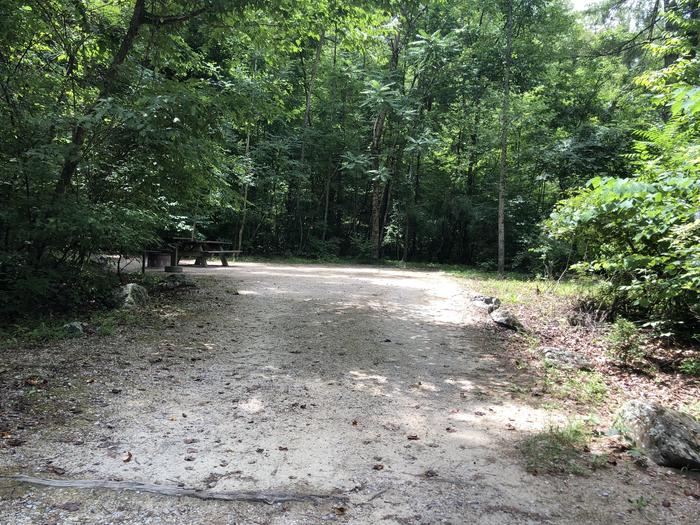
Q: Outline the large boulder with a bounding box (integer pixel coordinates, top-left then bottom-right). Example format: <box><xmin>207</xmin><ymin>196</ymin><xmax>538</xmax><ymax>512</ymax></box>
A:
<box><xmin>616</xmin><ymin>400</ymin><xmax>700</xmax><ymax>469</ymax></box>
<box><xmin>490</xmin><ymin>309</ymin><xmax>522</xmax><ymax>330</ymax></box>
<box><xmin>115</xmin><ymin>283</ymin><xmax>149</xmax><ymax>309</ymax></box>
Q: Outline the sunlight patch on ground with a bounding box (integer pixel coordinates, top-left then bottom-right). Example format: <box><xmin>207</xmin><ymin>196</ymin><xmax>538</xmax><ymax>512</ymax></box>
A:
<box><xmin>444</xmin><ymin>378</ymin><xmax>475</xmax><ymax>392</ymax></box>
<box><xmin>349</xmin><ymin>370</ymin><xmax>388</xmax><ymax>383</ymax></box>
<box><xmin>239</xmin><ymin>398</ymin><xmax>264</xmax><ymax>413</ymax></box>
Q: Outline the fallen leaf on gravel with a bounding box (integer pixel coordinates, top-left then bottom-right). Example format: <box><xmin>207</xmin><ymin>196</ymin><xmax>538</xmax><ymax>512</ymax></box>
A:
<box><xmin>4</xmin><ymin>437</ymin><xmax>24</xmax><ymax>447</ymax></box>
<box><xmin>352</xmin><ymin>420</ymin><xmax>358</xmax><ymax>426</ymax></box>
<box><xmin>407</xmin><ymin>435</ymin><xmax>419</xmax><ymax>441</ymax></box>
<box><xmin>86</xmin><ymin>378</ymin><xmax>95</xmax><ymax>384</ymax></box>
<box><xmin>505</xmin><ymin>423</ymin><xmax>516</xmax><ymax>430</ymax></box>
<box><xmin>184</xmin><ymin>455</ymin><xmax>195</xmax><ymax>461</ymax></box>
<box><xmin>446</xmin><ymin>427</ymin><xmax>457</xmax><ymax>433</ymax></box>
<box><xmin>57</xmin><ymin>502</ymin><xmax>80</xmax><ymax>512</ymax></box>
<box><xmin>110</xmin><ymin>388</ymin><xmax>122</xmax><ymax>394</ymax></box>
<box><xmin>474</xmin><ymin>411</ymin><xmax>486</xmax><ymax>416</ymax></box>
<box><xmin>122</xmin><ymin>451</ymin><xmax>132</xmax><ymax>463</ymax></box>
<box><xmin>684</xmin><ymin>489</ymin><xmax>700</xmax><ymax>499</ymax></box>
<box><xmin>334</xmin><ymin>506</ymin><xmax>347</xmax><ymax>515</ymax></box>
<box><xmin>183</xmin><ymin>437</ymin><xmax>198</xmax><ymax>444</ymax></box>
<box><xmin>424</xmin><ymin>469</ymin><xmax>438</xmax><ymax>478</ymax></box>
<box><xmin>278</xmin><ymin>446</ymin><xmax>288</xmax><ymax>451</ymax></box>
<box><xmin>373</xmin><ymin>464</ymin><xmax>384</xmax><ymax>470</ymax></box>
<box><xmin>24</xmin><ymin>376</ymin><xmax>47</xmax><ymax>387</ymax></box>
<box><xmin>256</xmin><ymin>448</ymin><xmax>264</xmax><ymax>453</ymax></box>
<box><xmin>662</xmin><ymin>500</ymin><xmax>671</xmax><ymax>508</ymax></box>
<box><xmin>47</xmin><ymin>465</ymin><xmax>65</xmax><ymax>475</ymax></box>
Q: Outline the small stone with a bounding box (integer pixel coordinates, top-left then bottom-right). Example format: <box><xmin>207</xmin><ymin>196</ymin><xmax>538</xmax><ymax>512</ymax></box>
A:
<box><xmin>489</xmin><ymin>309</ymin><xmax>522</xmax><ymax>330</ymax></box>
<box><xmin>471</xmin><ymin>295</ymin><xmax>501</xmax><ymax>313</ymax></box>
<box><xmin>62</xmin><ymin>322</ymin><xmax>85</xmax><ymax>336</ymax></box>
<box><xmin>538</xmin><ymin>346</ymin><xmax>593</xmax><ymax>370</ymax></box>
<box><xmin>57</xmin><ymin>502</ymin><xmax>81</xmax><ymax>512</ymax></box>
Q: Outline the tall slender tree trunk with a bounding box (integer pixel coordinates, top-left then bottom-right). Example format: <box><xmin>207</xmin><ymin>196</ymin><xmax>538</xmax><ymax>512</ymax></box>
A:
<box><xmin>292</xmin><ymin>30</ymin><xmax>325</xmax><ymax>251</ymax></box>
<box><xmin>370</xmin><ymin>31</ymin><xmax>400</xmax><ymax>259</ymax></box>
<box><xmin>237</xmin><ymin>130</ymin><xmax>251</xmax><ymax>252</ymax></box>
<box><xmin>498</xmin><ymin>0</ymin><xmax>513</xmax><ymax>276</ymax></box>
<box><xmin>322</xmin><ymin>159</ymin><xmax>333</xmax><ymax>241</ymax></box>
<box><xmin>466</xmin><ymin>105</ymin><xmax>480</xmax><ymax>195</ymax></box>
<box><xmin>238</xmin><ymin>56</ymin><xmax>258</xmax><ymax>252</ymax></box>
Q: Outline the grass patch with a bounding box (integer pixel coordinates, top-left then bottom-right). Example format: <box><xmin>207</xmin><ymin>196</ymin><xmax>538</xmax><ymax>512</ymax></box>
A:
<box><xmin>0</xmin><ymin>320</ymin><xmax>72</xmax><ymax>347</ymax></box>
<box><xmin>542</xmin><ymin>367</ymin><xmax>608</xmax><ymax>405</ymax></box>
<box><xmin>520</xmin><ymin>420</ymin><xmax>605</xmax><ymax>475</ymax></box>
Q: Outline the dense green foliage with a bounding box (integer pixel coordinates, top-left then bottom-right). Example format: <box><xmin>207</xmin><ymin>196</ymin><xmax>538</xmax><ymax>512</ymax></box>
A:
<box><xmin>0</xmin><ymin>0</ymin><xmax>697</xmax><ymax>330</ymax></box>
<box><xmin>547</xmin><ymin>9</ymin><xmax>699</xmax><ymax>330</ymax></box>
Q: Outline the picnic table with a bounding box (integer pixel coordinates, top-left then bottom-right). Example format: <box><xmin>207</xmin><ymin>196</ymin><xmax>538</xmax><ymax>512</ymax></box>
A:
<box><xmin>171</xmin><ymin>237</ymin><xmax>241</xmax><ymax>267</ymax></box>
<box><xmin>143</xmin><ymin>237</ymin><xmax>241</xmax><ymax>272</ymax></box>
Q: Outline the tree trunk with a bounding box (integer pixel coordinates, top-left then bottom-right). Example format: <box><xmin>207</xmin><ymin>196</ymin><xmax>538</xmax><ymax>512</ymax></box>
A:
<box><xmin>369</xmin><ymin>31</ymin><xmax>400</xmax><ymax>259</ymax></box>
<box><xmin>300</xmin><ymin>29</ymin><xmax>325</xmax><ymax>164</ymax></box>
<box><xmin>237</xmin><ymin>56</ymin><xmax>258</xmax><ymax>252</ymax></box>
<box><xmin>55</xmin><ymin>0</ymin><xmax>147</xmax><ymax>196</ymax></box>
<box><xmin>322</xmin><ymin>160</ymin><xmax>333</xmax><ymax>241</ymax></box>
<box><xmin>498</xmin><ymin>0</ymin><xmax>513</xmax><ymax>276</ymax></box>
<box><xmin>466</xmin><ymin>106</ymin><xmax>480</xmax><ymax>195</ymax></box>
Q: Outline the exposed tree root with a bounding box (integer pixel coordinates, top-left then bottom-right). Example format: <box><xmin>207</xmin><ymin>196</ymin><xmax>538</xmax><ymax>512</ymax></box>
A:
<box><xmin>0</xmin><ymin>475</ymin><xmax>349</xmax><ymax>505</ymax></box>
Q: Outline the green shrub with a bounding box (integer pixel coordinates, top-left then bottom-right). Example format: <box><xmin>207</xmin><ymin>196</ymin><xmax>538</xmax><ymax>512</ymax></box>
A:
<box><xmin>679</xmin><ymin>358</ymin><xmax>700</xmax><ymax>377</ymax></box>
<box><xmin>0</xmin><ymin>257</ymin><xmax>120</xmax><ymax>320</ymax></box>
<box><xmin>607</xmin><ymin>318</ymin><xmax>646</xmax><ymax>365</ymax></box>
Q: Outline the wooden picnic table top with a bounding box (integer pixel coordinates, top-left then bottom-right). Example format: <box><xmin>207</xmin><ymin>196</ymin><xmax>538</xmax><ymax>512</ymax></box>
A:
<box><xmin>171</xmin><ymin>238</ymin><xmax>233</xmax><ymax>246</ymax></box>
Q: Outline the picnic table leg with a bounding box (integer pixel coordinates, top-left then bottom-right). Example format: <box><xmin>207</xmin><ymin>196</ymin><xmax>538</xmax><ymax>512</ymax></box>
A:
<box><xmin>142</xmin><ymin>251</ymin><xmax>146</xmax><ymax>274</ymax></box>
<box><xmin>220</xmin><ymin>255</ymin><xmax>229</xmax><ymax>266</ymax></box>
<box><xmin>170</xmin><ymin>247</ymin><xmax>178</xmax><ymax>267</ymax></box>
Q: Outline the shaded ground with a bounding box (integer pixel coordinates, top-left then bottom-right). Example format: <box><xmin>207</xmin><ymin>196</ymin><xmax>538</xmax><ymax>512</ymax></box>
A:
<box><xmin>1</xmin><ymin>263</ymin><xmax>698</xmax><ymax>524</ymax></box>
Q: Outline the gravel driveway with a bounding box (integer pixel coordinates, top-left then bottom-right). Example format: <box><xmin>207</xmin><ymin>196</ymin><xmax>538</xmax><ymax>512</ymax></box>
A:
<box><xmin>1</xmin><ymin>263</ymin><xmax>695</xmax><ymax>524</ymax></box>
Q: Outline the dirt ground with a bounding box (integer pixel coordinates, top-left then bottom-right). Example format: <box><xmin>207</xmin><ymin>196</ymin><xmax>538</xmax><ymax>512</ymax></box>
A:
<box><xmin>1</xmin><ymin>262</ymin><xmax>698</xmax><ymax>524</ymax></box>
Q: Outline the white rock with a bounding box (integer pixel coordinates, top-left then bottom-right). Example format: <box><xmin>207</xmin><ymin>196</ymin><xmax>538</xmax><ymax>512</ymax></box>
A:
<box><xmin>616</xmin><ymin>400</ymin><xmax>700</xmax><ymax>469</ymax></box>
